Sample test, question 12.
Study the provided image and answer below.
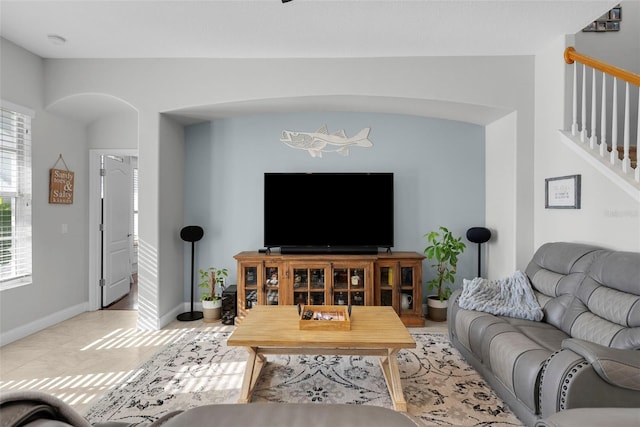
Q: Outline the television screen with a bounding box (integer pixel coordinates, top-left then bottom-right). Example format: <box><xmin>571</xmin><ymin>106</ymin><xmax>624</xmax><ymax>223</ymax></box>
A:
<box><xmin>264</xmin><ymin>172</ymin><xmax>394</xmax><ymax>253</ymax></box>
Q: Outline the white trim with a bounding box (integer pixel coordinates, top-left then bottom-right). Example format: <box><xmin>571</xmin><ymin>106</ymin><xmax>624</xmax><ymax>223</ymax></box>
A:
<box><xmin>0</xmin><ymin>302</ymin><xmax>88</xmax><ymax>346</ymax></box>
<box><xmin>0</xmin><ymin>275</ymin><xmax>32</xmax><ymax>291</ymax></box>
<box><xmin>0</xmin><ymin>100</ymin><xmax>35</xmax><ymax>118</ymax></box>
<box><xmin>156</xmin><ymin>303</ymin><xmax>195</xmax><ymax>330</ymax></box>
<box><xmin>559</xmin><ymin>130</ymin><xmax>640</xmax><ymax>202</ymax></box>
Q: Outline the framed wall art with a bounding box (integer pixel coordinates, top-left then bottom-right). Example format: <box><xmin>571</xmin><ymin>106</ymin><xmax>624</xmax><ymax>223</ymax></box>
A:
<box><xmin>582</xmin><ymin>4</ymin><xmax>621</xmax><ymax>32</ymax></box>
<box><xmin>545</xmin><ymin>174</ymin><xmax>581</xmax><ymax>209</ymax></box>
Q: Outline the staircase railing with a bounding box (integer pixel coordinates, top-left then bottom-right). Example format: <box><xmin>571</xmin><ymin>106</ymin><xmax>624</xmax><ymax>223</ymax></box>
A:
<box><xmin>564</xmin><ymin>46</ymin><xmax>639</xmax><ymax>184</ymax></box>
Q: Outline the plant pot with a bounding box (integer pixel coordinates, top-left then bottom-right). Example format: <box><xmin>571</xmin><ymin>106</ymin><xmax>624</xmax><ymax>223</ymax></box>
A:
<box><xmin>426</xmin><ymin>296</ymin><xmax>448</xmax><ymax>322</ymax></box>
<box><xmin>202</xmin><ymin>299</ymin><xmax>222</xmax><ymax>323</ymax></box>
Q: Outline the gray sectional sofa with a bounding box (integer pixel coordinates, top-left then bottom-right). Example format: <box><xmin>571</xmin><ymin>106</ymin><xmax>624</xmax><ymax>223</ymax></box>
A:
<box><xmin>448</xmin><ymin>242</ymin><xmax>640</xmax><ymax>427</ymax></box>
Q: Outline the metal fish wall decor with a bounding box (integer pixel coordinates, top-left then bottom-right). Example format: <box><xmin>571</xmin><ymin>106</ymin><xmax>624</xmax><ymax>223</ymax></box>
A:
<box><xmin>280</xmin><ymin>125</ymin><xmax>373</xmax><ymax>157</ymax></box>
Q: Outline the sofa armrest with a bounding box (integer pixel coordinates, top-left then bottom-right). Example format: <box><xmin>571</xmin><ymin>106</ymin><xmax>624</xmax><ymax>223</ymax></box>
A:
<box><xmin>0</xmin><ymin>391</ymin><xmax>93</xmax><ymax>427</ymax></box>
<box><xmin>447</xmin><ymin>288</ymin><xmax>463</xmax><ymax>339</ymax></box>
<box><xmin>535</xmin><ymin>407</ymin><xmax>640</xmax><ymax>427</ymax></box>
<box><xmin>562</xmin><ymin>338</ymin><xmax>640</xmax><ymax>391</ymax></box>
<box><xmin>538</xmin><ymin>344</ymin><xmax>640</xmax><ymax>418</ymax></box>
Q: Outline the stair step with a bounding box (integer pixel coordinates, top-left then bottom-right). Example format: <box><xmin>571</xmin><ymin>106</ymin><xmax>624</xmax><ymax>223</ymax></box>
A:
<box><xmin>608</xmin><ymin>145</ymin><xmax>637</xmax><ymax>169</ymax></box>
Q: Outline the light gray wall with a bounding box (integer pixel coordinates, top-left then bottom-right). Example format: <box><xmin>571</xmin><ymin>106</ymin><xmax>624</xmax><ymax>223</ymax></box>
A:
<box><xmin>88</xmin><ymin>112</ymin><xmax>138</xmax><ymax>150</ymax></box>
<box><xmin>184</xmin><ymin>113</ymin><xmax>485</xmax><ymax>301</ymax></box>
<box><xmin>485</xmin><ymin>112</ymin><xmax>519</xmax><ymax>278</ymax></box>
<box><xmin>159</xmin><ymin>115</ymin><xmax>186</xmax><ymax>315</ymax></box>
<box><xmin>0</xmin><ymin>39</ymin><xmax>90</xmax><ymax>341</ymax></box>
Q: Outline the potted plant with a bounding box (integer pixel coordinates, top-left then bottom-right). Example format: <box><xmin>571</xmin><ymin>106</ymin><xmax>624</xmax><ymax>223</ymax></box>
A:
<box><xmin>423</xmin><ymin>226</ymin><xmax>466</xmax><ymax>321</ymax></box>
<box><xmin>199</xmin><ymin>267</ymin><xmax>228</xmax><ymax>322</ymax></box>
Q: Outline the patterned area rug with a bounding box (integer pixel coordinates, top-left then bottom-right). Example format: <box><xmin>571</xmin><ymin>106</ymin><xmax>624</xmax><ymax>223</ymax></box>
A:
<box><xmin>85</xmin><ymin>328</ymin><xmax>523</xmax><ymax>426</ymax></box>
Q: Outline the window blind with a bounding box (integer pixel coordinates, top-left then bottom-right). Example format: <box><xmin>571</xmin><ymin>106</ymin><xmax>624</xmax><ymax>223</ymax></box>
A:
<box><xmin>0</xmin><ymin>105</ymin><xmax>32</xmax><ymax>286</ymax></box>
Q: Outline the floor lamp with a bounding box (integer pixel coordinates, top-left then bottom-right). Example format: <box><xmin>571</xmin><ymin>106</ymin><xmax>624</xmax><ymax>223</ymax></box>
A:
<box><xmin>466</xmin><ymin>227</ymin><xmax>491</xmax><ymax>278</ymax></box>
<box><xmin>177</xmin><ymin>225</ymin><xmax>204</xmax><ymax>321</ymax></box>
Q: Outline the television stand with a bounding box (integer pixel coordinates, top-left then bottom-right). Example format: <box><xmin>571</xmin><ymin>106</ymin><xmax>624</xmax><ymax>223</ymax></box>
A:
<box><xmin>234</xmin><ymin>251</ymin><xmax>426</xmax><ymax>327</ymax></box>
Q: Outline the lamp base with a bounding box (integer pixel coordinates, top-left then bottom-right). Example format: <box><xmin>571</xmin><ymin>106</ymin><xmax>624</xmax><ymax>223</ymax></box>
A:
<box><xmin>176</xmin><ymin>311</ymin><xmax>204</xmax><ymax>321</ymax></box>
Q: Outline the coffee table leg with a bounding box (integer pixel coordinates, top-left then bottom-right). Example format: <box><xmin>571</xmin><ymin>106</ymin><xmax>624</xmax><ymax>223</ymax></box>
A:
<box><xmin>380</xmin><ymin>349</ymin><xmax>407</xmax><ymax>412</ymax></box>
<box><xmin>238</xmin><ymin>347</ymin><xmax>266</xmax><ymax>403</ymax></box>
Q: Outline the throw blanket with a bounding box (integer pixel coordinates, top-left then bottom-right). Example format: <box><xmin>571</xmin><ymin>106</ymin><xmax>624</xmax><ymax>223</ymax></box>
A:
<box><xmin>459</xmin><ymin>270</ymin><xmax>544</xmax><ymax>321</ymax></box>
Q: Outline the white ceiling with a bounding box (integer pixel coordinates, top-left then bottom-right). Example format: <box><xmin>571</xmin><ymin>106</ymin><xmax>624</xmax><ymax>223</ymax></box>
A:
<box><xmin>1</xmin><ymin>0</ymin><xmax>626</xmax><ymax>125</ymax></box>
<box><xmin>0</xmin><ymin>0</ymin><xmax>622</xmax><ymax>59</ymax></box>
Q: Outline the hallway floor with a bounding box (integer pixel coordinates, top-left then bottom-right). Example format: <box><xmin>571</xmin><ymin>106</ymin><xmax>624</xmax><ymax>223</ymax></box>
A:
<box><xmin>104</xmin><ymin>274</ymin><xmax>138</xmax><ymax>310</ymax></box>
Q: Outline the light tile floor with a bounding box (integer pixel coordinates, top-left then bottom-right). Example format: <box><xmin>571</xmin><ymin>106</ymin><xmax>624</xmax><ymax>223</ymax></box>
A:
<box><xmin>0</xmin><ymin>310</ymin><xmax>448</xmax><ymax>414</ymax></box>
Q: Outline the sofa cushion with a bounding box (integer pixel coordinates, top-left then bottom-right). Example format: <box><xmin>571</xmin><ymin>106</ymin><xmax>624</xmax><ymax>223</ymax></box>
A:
<box><xmin>588</xmin><ymin>250</ymin><xmax>640</xmax><ymax>295</ymax></box>
<box><xmin>558</xmin><ymin>250</ymin><xmax>640</xmax><ymax>349</ymax></box>
<box><xmin>484</xmin><ymin>326</ymin><xmax>553</xmax><ymax>413</ymax></box>
<box><xmin>525</xmin><ymin>243</ymin><xmax>603</xmax><ymax>333</ymax></box>
<box><xmin>452</xmin><ymin>308</ymin><xmax>503</xmax><ymax>359</ymax></box>
<box><xmin>509</xmin><ymin>321</ymin><xmax>570</xmax><ymax>352</ymax></box>
<box><xmin>563</xmin><ymin>299</ymin><xmax>640</xmax><ymax>349</ymax></box>
<box><xmin>526</xmin><ymin>242</ymin><xmax>601</xmax><ymax>277</ymax></box>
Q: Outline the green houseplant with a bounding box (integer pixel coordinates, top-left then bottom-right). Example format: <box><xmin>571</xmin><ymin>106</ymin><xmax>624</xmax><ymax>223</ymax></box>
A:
<box><xmin>199</xmin><ymin>267</ymin><xmax>228</xmax><ymax>322</ymax></box>
<box><xmin>423</xmin><ymin>226</ymin><xmax>466</xmax><ymax>321</ymax></box>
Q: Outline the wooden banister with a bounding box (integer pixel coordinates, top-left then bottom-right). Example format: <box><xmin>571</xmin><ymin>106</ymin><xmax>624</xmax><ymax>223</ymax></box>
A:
<box><xmin>564</xmin><ymin>47</ymin><xmax>640</xmax><ymax>87</ymax></box>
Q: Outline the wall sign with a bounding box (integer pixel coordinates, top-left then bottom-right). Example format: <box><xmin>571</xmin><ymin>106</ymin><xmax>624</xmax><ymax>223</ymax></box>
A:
<box><xmin>49</xmin><ymin>154</ymin><xmax>75</xmax><ymax>204</ymax></box>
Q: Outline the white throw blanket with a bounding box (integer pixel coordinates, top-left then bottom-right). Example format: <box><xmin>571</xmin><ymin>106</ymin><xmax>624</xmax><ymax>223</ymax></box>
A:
<box><xmin>458</xmin><ymin>270</ymin><xmax>544</xmax><ymax>321</ymax></box>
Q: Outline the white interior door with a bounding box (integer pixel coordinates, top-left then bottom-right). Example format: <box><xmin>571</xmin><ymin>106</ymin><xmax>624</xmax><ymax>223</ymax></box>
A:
<box><xmin>102</xmin><ymin>155</ymin><xmax>132</xmax><ymax>306</ymax></box>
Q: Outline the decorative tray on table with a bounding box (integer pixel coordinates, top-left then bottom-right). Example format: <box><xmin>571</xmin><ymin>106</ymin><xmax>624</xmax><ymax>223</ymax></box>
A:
<box><xmin>298</xmin><ymin>304</ymin><xmax>351</xmax><ymax>331</ymax></box>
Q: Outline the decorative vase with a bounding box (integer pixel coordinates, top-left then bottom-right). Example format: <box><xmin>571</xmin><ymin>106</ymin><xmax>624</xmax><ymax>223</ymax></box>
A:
<box><xmin>426</xmin><ymin>296</ymin><xmax>448</xmax><ymax>322</ymax></box>
<box><xmin>202</xmin><ymin>299</ymin><xmax>222</xmax><ymax>323</ymax></box>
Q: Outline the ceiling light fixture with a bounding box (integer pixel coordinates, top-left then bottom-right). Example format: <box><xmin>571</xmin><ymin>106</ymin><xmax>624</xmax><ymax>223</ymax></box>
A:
<box><xmin>47</xmin><ymin>34</ymin><xmax>67</xmax><ymax>45</ymax></box>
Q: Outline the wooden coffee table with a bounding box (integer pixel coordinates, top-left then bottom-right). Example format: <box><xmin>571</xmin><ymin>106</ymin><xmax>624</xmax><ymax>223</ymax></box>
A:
<box><xmin>226</xmin><ymin>305</ymin><xmax>416</xmax><ymax>411</ymax></box>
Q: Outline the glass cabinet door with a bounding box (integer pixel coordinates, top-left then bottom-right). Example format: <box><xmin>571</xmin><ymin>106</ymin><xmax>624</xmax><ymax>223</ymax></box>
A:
<box><xmin>332</xmin><ymin>266</ymin><xmax>366</xmax><ymax>306</ymax></box>
<box><xmin>263</xmin><ymin>264</ymin><xmax>280</xmax><ymax>305</ymax></box>
<box><xmin>240</xmin><ymin>262</ymin><xmax>281</xmax><ymax>310</ymax></box>
<box><xmin>292</xmin><ymin>264</ymin><xmax>328</xmax><ymax>306</ymax></box>
<box><xmin>375</xmin><ymin>260</ymin><xmax>421</xmax><ymax>321</ymax></box>
<box><xmin>377</xmin><ymin>265</ymin><xmax>394</xmax><ymax>307</ymax></box>
<box><xmin>333</xmin><ymin>267</ymin><xmax>348</xmax><ymax>306</ymax></box>
<box><xmin>242</xmin><ymin>264</ymin><xmax>259</xmax><ymax>309</ymax></box>
<box><xmin>399</xmin><ymin>266</ymin><xmax>414</xmax><ymax>313</ymax></box>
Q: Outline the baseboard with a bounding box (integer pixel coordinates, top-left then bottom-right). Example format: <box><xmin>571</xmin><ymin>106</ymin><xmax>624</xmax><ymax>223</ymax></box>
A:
<box><xmin>0</xmin><ymin>302</ymin><xmax>89</xmax><ymax>346</ymax></box>
<box><xmin>155</xmin><ymin>302</ymin><xmax>204</xmax><ymax>329</ymax></box>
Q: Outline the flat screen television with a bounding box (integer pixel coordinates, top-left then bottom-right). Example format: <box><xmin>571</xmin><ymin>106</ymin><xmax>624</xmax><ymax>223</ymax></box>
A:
<box><xmin>264</xmin><ymin>172</ymin><xmax>394</xmax><ymax>254</ymax></box>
